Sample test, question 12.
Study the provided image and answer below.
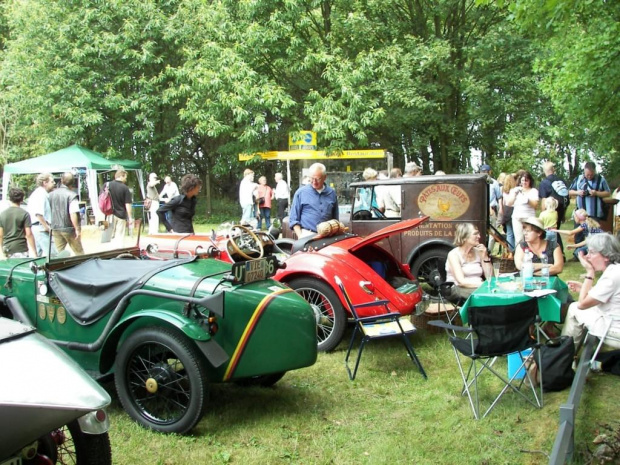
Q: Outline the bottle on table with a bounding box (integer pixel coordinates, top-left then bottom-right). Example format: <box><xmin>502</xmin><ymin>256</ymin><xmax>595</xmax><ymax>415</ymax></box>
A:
<box><xmin>522</xmin><ymin>248</ymin><xmax>534</xmax><ymax>290</ymax></box>
<box><xmin>540</xmin><ymin>252</ymin><xmax>549</xmax><ymax>288</ymax></box>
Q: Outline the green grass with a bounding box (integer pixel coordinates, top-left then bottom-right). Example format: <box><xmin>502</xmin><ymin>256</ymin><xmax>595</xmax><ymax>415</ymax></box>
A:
<box><xmin>105</xmin><ymin>258</ymin><xmax>618</xmax><ymax>465</ymax></box>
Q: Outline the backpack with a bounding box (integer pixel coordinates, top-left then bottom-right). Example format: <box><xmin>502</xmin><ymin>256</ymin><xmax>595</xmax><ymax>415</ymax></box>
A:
<box><xmin>550</xmin><ymin>179</ymin><xmax>570</xmax><ymax>208</ymax></box>
<box><xmin>98</xmin><ymin>182</ymin><xmax>114</xmax><ymax>216</ymax></box>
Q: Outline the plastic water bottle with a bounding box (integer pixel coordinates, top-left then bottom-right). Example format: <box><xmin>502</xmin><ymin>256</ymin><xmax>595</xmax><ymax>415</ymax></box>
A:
<box><xmin>522</xmin><ymin>248</ymin><xmax>534</xmax><ymax>290</ymax></box>
<box><xmin>540</xmin><ymin>252</ymin><xmax>549</xmax><ymax>288</ymax></box>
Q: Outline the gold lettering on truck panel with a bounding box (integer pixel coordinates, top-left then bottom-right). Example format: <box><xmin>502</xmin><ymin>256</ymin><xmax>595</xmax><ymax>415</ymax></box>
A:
<box><xmin>417</xmin><ymin>184</ymin><xmax>470</xmax><ymax>220</ymax></box>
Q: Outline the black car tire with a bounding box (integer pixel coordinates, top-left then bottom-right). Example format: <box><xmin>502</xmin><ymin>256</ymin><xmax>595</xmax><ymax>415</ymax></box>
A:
<box><xmin>36</xmin><ymin>421</ymin><xmax>111</xmax><ymax>465</ymax></box>
<box><xmin>410</xmin><ymin>248</ymin><xmax>449</xmax><ymax>294</ymax></box>
<box><xmin>288</xmin><ymin>278</ymin><xmax>346</xmax><ymax>352</ymax></box>
<box><xmin>115</xmin><ymin>326</ymin><xmax>208</xmax><ymax>434</ymax></box>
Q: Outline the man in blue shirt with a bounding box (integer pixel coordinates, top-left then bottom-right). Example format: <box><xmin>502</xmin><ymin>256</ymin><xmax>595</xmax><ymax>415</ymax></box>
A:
<box><xmin>569</xmin><ymin>161</ymin><xmax>611</xmax><ymax>243</ymax></box>
<box><xmin>289</xmin><ymin>163</ymin><xmax>339</xmax><ymax>238</ymax></box>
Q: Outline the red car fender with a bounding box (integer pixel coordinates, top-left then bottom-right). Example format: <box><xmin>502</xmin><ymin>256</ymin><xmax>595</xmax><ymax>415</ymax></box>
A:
<box><xmin>275</xmin><ymin>248</ymin><xmax>419</xmax><ymax>317</ymax></box>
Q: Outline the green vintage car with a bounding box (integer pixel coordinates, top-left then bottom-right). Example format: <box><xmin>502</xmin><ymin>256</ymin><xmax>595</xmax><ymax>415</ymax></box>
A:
<box><xmin>0</xmin><ymin>247</ymin><xmax>317</xmax><ymax>434</ymax></box>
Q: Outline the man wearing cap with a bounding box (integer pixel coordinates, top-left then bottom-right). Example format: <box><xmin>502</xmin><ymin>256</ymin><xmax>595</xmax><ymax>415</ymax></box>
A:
<box><xmin>480</xmin><ymin>164</ymin><xmax>501</xmax><ymax>250</ymax></box>
<box><xmin>146</xmin><ymin>173</ymin><xmax>161</xmax><ymax>234</ymax></box>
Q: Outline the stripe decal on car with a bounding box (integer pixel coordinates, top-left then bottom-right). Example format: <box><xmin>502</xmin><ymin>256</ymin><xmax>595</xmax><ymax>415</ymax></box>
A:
<box><xmin>223</xmin><ymin>287</ymin><xmax>295</xmax><ymax>380</ymax></box>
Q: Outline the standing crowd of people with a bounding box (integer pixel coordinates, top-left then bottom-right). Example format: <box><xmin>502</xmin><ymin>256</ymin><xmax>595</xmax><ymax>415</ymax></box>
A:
<box><xmin>238</xmin><ymin>170</ymin><xmax>290</xmax><ymax>230</ymax></box>
<box><xmin>0</xmin><ymin>171</ymin><xmax>85</xmax><ymax>258</ymax></box>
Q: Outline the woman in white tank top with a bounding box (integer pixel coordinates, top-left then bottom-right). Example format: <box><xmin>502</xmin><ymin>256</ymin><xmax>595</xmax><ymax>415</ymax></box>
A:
<box><xmin>445</xmin><ymin>223</ymin><xmax>493</xmax><ymax>303</ymax></box>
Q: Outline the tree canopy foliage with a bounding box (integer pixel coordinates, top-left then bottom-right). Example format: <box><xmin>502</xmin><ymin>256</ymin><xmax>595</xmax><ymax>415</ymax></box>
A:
<box><xmin>0</xmin><ymin>0</ymin><xmax>618</xmax><ymax>189</ymax></box>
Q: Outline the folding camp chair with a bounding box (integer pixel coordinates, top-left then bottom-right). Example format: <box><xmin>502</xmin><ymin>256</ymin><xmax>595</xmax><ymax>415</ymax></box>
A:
<box><xmin>586</xmin><ymin>316</ymin><xmax>620</xmax><ymax>369</ymax></box>
<box><xmin>429</xmin><ymin>299</ymin><xmax>543</xmax><ymax>419</ymax></box>
<box><xmin>334</xmin><ymin>276</ymin><xmax>427</xmax><ymax>381</ymax></box>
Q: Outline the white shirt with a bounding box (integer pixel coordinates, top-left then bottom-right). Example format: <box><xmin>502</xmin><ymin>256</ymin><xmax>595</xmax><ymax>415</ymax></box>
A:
<box><xmin>589</xmin><ymin>263</ymin><xmax>620</xmax><ymax>320</ymax></box>
<box><xmin>239</xmin><ymin>178</ymin><xmax>257</xmax><ymax>207</ymax></box>
<box><xmin>511</xmin><ymin>187</ymin><xmax>539</xmax><ymax>219</ymax></box>
<box><xmin>28</xmin><ymin>186</ymin><xmax>51</xmax><ymax>223</ymax></box>
<box><xmin>275</xmin><ymin>179</ymin><xmax>290</xmax><ymax>199</ymax></box>
<box><xmin>159</xmin><ymin>181</ymin><xmax>179</xmax><ymax>201</ymax></box>
<box><xmin>377</xmin><ymin>185</ymin><xmax>401</xmax><ymax>217</ymax></box>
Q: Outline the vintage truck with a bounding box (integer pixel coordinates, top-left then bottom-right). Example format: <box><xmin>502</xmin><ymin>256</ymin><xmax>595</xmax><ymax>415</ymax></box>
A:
<box><xmin>283</xmin><ymin>174</ymin><xmax>489</xmax><ymax>292</ymax></box>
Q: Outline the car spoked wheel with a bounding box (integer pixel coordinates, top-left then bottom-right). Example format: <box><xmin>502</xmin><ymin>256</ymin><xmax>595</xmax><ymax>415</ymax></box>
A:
<box><xmin>288</xmin><ymin>278</ymin><xmax>346</xmax><ymax>352</ymax></box>
<box><xmin>33</xmin><ymin>420</ymin><xmax>111</xmax><ymax>465</ymax></box>
<box><xmin>411</xmin><ymin>249</ymin><xmax>449</xmax><ymax>296</ymax></box>
<box><xmin>115</xmin><ymin>326</ymin><xmax>208</xmax><ymax>434</ymax></box>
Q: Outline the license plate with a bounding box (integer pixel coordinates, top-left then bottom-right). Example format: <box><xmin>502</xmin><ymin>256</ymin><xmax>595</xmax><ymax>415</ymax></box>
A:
<box><xmin>1</xmin><ymin>457</ymin><xmax>21</xmax><ymax>465</ymax></box>
<box><xmin>231</xmin><ymin>255</ymin><xmax>278</xmax><ymax>284</ymax></box>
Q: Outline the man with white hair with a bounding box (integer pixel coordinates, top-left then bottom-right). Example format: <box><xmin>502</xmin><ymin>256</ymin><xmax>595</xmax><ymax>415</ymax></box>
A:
<box><xmin>239</xmin><ymin>169</ymin><xmax>257</xmax><ymax>226</ymax></box>
<box><xmin>27</xmin><ymin>172</ymin><xmax>57</xmax><ymax>257</ymax></box>
<box><xmin>403</xmin><ymin>162</ymin><xmax>421</xmax><ymax>177</ymax></box>
<box><xmin>289</xmin><ymin>163</ymin><xmax>339</xmax><ymax>238</ymax></box>
<box><xmin>273</xmin><ymin>172</ymin><xmax>290</xmax><ymax>223</ymax></box>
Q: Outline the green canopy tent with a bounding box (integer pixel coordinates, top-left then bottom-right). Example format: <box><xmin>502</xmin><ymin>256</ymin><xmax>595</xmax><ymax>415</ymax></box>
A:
<box><xmin>2</xmin><ymin>144</ymin><xmax>144</xmax><ymax>217</ymax></box>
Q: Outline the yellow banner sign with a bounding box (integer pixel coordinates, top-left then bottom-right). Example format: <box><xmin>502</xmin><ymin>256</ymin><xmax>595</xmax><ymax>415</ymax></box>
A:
<box><xmin>239</xmin><ymin>149</ymin><xmax>385</xmax><ymax>161</ymax></box>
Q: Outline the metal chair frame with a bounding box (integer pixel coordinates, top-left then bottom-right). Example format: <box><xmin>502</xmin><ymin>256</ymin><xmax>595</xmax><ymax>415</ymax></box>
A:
<box><xmin>586</xmin><ymin>316</ymin><xmax>620</xmax><ymax>368</ymax></box>
<box><xmin>430</xmin><ymin>300</ymin><xmax>543</xmax><ymax>419</ymax></box>
<box><xmin>334</xmin><ymin>276</ymin><xmax>427</xmax><ymax>381</ymax></box>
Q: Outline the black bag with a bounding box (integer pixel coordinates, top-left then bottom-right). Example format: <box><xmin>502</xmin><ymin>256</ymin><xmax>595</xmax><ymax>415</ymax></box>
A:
<box><xmin>530</xmin><ymin>336</ymin><xmax>575</xmax><ymax>392</ymax></box>
<box><xmin>257</xmin><ymin>197</ymin><xmax>265</xmax><ymax>206</ymax></box>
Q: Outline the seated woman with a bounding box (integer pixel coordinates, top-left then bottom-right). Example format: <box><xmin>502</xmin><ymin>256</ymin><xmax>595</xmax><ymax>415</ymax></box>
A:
<box><xmin>445</xmin><ymin>223</ymin><xmax>492</xmax><ymax>303</ymax></box>
<box><xmin>562</xmin><ymin>233</ymin><xmax>620</xmax><ymax>350</ymax></box>
<box><xmin>552</xmin><ymin>209</ymin><xmax>603</xmax><ymax>259</ymax></box>
<box><xmin>514</xmin><ymin>217</ymin><xmax>564</xmax><ymax>276</ymax></box>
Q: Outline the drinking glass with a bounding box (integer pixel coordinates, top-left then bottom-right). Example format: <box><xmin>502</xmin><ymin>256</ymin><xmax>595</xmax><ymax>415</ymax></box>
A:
<box><xmin>493</xmin><ymin>261</ymin><xmax>501</xmax><ymax>281</ymax></box>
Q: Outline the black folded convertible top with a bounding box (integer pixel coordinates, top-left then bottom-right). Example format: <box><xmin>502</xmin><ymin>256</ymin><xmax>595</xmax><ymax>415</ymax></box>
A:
<box><xmin>48</xmin><ymin>258</ymin><xmax>195</xmax><ymax>325</ymax></box>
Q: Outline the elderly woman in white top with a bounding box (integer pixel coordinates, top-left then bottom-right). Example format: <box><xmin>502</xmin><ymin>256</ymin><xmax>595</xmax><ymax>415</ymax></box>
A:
<box><xmin>562</xmin><ymin>233</ymin><xmax>620</xmax><ymax>350</ymax></box>
<box><xmin>445</xmin><ymin>223</ymin><xmax>493</xmax><ymax>303</ymax></box>
<box><xmin>505</xmin><ymin>170</ymin><xmax>539</xmax><ymax>246</ymax></box>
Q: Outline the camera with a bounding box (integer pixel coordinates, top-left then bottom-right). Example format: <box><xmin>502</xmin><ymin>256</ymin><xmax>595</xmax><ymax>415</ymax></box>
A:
<box><xmin>584</xmin><ymin>189</ymin><xmax>591</xmax><ymax>196</ymax></box>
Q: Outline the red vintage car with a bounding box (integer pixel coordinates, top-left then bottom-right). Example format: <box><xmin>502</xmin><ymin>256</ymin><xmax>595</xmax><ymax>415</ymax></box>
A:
<box><xmin>139</xmin><ymin>217</ymin><xmax>429</xmax><ymax>351</ymax></box>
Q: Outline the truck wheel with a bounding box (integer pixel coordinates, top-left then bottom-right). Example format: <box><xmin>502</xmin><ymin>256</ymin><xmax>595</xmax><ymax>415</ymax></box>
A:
<box><xmin>411</xmin><ymin>249</ymin><xmax>449</xmax><ymax>294</ymax></box>
<box><xmin>115</xmin><ymin>326</ymin><xmax>208</xmax><ymax>434</ymax></box>
<box><xmin>288</xmin><ymin>278</ymin><xmax>346</xmax><ymax>352</ymax></box>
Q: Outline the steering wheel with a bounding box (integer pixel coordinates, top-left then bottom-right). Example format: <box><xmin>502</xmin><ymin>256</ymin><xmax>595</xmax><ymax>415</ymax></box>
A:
<box><xmin>371</xmin><ymin>206</ymin><xmax>387</xmax><ymax>219</ymax></box>
<box><xmin>115</xmin><ymin>252</ymin><xmax>140</xmax><ymax>259</ymax></box>
<box><xmin>227</xmin><ymin>225</ymin><xmax>264</xmax><ymax>261</ymax></box>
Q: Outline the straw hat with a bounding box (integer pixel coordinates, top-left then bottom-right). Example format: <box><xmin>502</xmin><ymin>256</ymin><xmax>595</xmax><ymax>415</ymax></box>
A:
<box><xmin>521</xmin><ymin>217</ymin><xmax>546</xmax><ymax>239</ymax></box>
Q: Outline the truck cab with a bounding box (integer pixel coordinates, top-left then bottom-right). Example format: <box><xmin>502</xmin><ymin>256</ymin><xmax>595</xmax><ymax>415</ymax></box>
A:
<box><xmin>344</xmin><ymin>174</ymin><xmax>489</xmax><ymax>292</ymax></box>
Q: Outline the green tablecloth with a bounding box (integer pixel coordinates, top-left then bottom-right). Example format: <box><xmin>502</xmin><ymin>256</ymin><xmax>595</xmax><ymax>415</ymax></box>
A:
<box><xmin>459</xmin><ymin>276</ymin><xmax>569</xmax><ymax>325</ymax></box>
